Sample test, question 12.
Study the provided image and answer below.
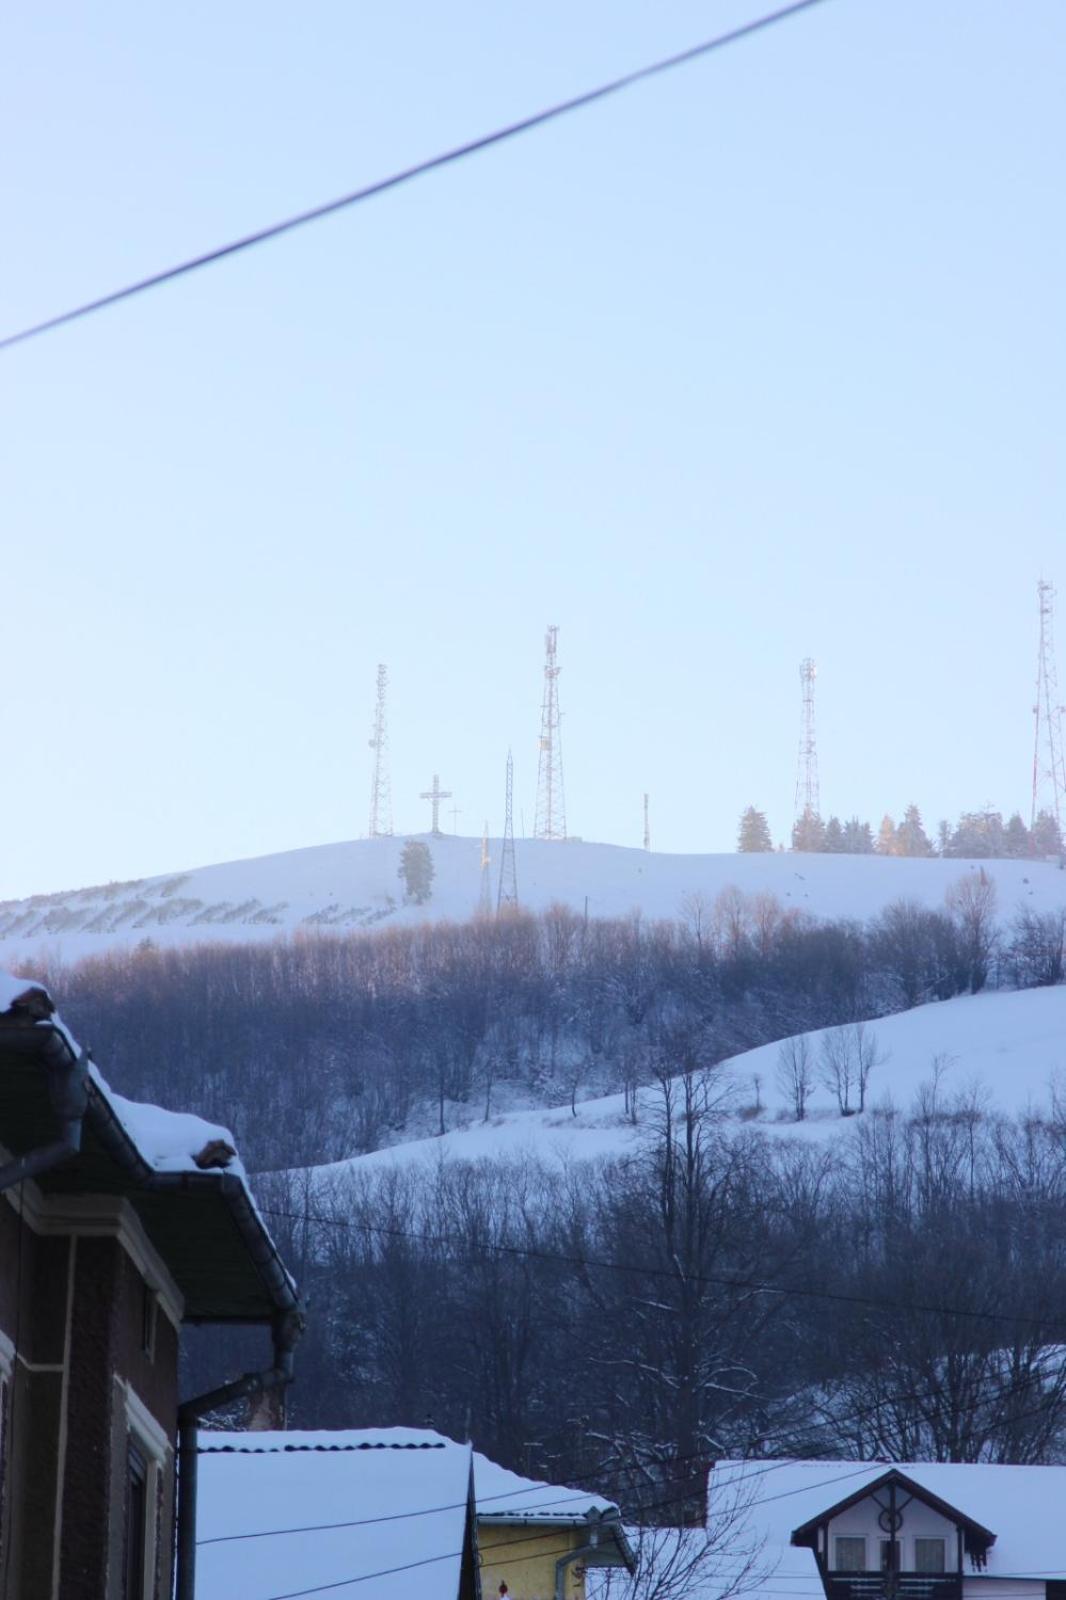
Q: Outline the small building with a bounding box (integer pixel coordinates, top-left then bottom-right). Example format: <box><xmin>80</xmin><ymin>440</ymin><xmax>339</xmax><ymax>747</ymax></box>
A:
<box><xmin>709</xmin><ymin>1458</ymin><xmax>1066</xmax><ymax>1600</ymax></box>
<box><xmin>0</xmin><ymin>971</ymin><xmax>301</xmax><ymax>1599</ymax></box>
<box><xmin>196</xmin><ymin>1427</ymin><xmax>635</xmax><ymax>1600</ymax></box>
<box><xmin>474</xmin><ymin>1449</ymin><xmax>635</xmax><ymax>1600</ymax></box>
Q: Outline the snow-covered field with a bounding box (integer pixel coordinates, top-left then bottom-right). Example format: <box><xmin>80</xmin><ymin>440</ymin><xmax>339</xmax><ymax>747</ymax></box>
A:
<box><xmin>293</xmin><ymin>985</ymin><xmax>1066</xmax><ymax>1185</ymax></box>
<box><xmin>2</xmin><ymin>835</ymin><xmax>1063</xmax><ymax>965</ymax></box>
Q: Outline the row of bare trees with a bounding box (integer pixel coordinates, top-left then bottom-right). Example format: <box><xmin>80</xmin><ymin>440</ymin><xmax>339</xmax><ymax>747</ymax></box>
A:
<box><xmin>25</xmin><ymin>877</ymin><xmax>1063</xmax><ymax>1171</ymax></box>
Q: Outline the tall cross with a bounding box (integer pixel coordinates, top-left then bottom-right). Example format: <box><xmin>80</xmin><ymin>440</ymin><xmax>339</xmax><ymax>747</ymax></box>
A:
<box><xmin>420</xmin><ymin>774</ymin><xmax>452</xmax><ymax>836</ymax></box>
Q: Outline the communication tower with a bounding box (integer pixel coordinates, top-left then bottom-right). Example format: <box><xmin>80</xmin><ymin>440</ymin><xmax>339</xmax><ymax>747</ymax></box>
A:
<box><xmin>794</xmin><ymin>658</ymin><xmax>821</xmax><ymax>821</ymax></box>
<box><xmin>368</xmin><ymin>664</ymin><xmax>393</xmax><ymax>838</ymax></box>
<box><xmin>478</xmin><ymin>822</ymin><xmax>493</xmax><ymax>917</ymax></box>
<box><xmin>643</xmin><ymin>793</ymin><xmax>651</xmax><ymax>852</ymax></box>
<box><xmin>497</xmin><ymin>751</ymin><xmax>519</xmax><ymax>912</ymax></box>
<box><xmin>534</xmin><ymin>626</ymin><xmax>567</xmax><ymax>841</ymax></box>
<box><xmin>1031</xmin><ymin>580</ymin><xmax>1066</xmax><ymax>836</ymax></box>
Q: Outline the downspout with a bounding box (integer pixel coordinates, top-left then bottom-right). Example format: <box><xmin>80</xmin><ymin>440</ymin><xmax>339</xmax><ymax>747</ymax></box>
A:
<box><xmin>175</xmin><ymin>1306</ymin><xmax>304</xmax><ymax>1600</ymax></box>
<box><xmin>0</xmin><ymin>1045</ymin><xmax>89</xmax><ymax>1193</ymax></box>
<box><xmin>556</xmin><ymin>1510</ymin><xmax>610</xmax><ymax>1600</ymax></box>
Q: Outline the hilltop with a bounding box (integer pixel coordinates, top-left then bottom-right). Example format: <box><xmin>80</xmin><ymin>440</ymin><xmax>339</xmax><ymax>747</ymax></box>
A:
<box><xmin>2</xmin><ymin>834</ymin><xmax>1064</xmax><ymax>963</ymax></box>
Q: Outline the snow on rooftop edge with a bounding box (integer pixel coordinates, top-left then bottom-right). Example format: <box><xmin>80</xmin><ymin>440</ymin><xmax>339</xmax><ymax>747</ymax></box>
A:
<box><xmin>0</xmin><ymin>967</ymin><xmax>248</xmax><ymax>1181</ymax></box>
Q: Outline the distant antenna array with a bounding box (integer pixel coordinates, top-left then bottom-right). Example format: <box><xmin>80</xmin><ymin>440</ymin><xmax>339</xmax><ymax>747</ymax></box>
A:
<box><xmin>534</xmin><ymin>625</ymin><xmax>567</xmax><ymax>841</ymax></box>
<box><xmin>497</xmin><ymin>751</ymin><xmax>518</xmax><ymax>912</ymax></box>
<box><xmin>1031</xmin><ymin>579</ymin><xmax>1066</xmax><ymax>834</ymax></box>
<box><xmin>367</xmin><ymin>664</ymin><xmax>393</xmax><ymax>838</ymax></box>
<box><xmin>794</xmin><ymin>657</ymin><xmax>820</xmax><ymax>820</ymax></box>
<box><xmin>478</xmin><ymin>821</ymin><xmax>493</xmax><ymax>917</ymax></box>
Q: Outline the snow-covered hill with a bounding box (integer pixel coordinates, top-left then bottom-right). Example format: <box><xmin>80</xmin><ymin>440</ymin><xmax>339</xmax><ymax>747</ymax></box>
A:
<box><xmin>297</xmin><ymin>986</ymin><xmax>1066</xmax><ymax>1184</ymax></box>
<box><xmin>2</xmin><ymin>835</ymin><xmax>1064</xmax><ymax>965</ymax></box>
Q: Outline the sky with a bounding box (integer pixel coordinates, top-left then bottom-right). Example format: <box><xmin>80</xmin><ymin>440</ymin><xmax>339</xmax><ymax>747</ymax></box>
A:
<box><xmin>3</xmin><ymin>0</ymin><xmax>1065</xmax><ymax>899</ymax></box>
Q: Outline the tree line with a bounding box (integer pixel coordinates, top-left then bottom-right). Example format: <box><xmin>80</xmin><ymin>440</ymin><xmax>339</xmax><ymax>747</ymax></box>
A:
<box><xmin>738</xmin><ymin>803</ymin><xmax>1064</xmax><ymax>858</ymax></box>
<box><xmin>249</xmin><ymin>1072</ymin><xmax>1066</xmax><ymax>1527</ymax></box>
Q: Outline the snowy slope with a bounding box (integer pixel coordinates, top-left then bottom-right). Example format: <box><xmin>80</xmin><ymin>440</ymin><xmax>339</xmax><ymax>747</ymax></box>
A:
<box><xmin>298</xmin><ymin>986</ymin><xmax>1066</xmax><ymax>1184</ymax></box>
<box><xmin>2</xmin><ymin>835</ymin><xmax>1064</xmax><ymax>964</ymax></box>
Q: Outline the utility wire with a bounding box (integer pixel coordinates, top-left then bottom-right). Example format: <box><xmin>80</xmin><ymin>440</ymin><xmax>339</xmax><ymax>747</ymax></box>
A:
<box><xmin>259</xmin><ymin>1205</ymin><xmax>1066</xmax><ymax>1336</ymax></box>
<box><xmin>197</xmin><ymin>1354</ymin><xmax>1066</xmax><ymax>1551</ymax></box>
<box><xmin>0</xmin><ymin>0</ymin><xmax>829</xmax><ymax>353</ymax></box>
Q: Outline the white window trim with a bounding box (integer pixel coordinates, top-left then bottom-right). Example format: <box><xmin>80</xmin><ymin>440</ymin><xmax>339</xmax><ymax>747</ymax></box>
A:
<box><xmin>121</xmin><ymin>1380</ymin><xmax>171</xmax><ymax>1600</ymax></box>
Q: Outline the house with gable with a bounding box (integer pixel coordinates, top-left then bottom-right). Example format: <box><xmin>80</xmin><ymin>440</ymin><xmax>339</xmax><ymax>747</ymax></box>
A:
<box><xmin>0</xmin><ymin>970</ymin><xmax>302</xmax><ymax>1599</ymax></box>
<box><xmin>196</xmin><ymin>1426</ymin><xmax>635</xmax><ymax>1600</ymax></box>
<box><xmin>708</xmin><ymin>1458</ymin><xmax>1066</xmax><ymax>1600</ymax></box>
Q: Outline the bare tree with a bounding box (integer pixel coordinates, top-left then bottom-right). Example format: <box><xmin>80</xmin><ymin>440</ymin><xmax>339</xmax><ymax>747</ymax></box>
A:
<box><xmin>945</xmin><ymin>869</ymin><xmax>999</xmax><ymax>993</ymax></box>
<box><xmin>776</xmin><ymin>1034</ymin><xmax>814</xmax><ymax>1121</ymax></box>
<box><xmin>851</xmin><ymin>1022</ymin><xmax>888</xmax><ymax>1113</ymax></box>
<box><xmin>819</xmin><ymin>1026</ymin><xmax>856</xmax><ymax>1116</ymax></box>
<box><xmin>594</xmin><ymin>1467</ymin><xmax>767</xmax><ymax>1600</ymax></box>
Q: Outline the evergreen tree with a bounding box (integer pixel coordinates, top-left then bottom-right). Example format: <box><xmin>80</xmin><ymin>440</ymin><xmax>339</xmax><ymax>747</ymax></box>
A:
<box><xmin>791</xmin><ymin>808</ymin><xmax>826</xmax><ymax>852</ymax></box>
<box><xmin>950</xmin><ymin>810</ymin><xmax>1005</xmax><ymax>858</ymax></box>
<box><xmin>1031</xmin><ymin>809</ymin><xmax>1064</xmax><ymax>857</ymax></box>
<box><xmin>824</xmin><ymin>816</ymin><xmax>845</xmax><ymax>853</ymax></box>
<box><xmin>737</xmin><ymin>806</ymin><xmax>773</xmax><ymax>852</ymax></box>
<box><xmin>398</xmin><ymin>839</ymin><xmax>435</xmax><ymax>904</ymax></box>
<box><xmin>842</xmin><ymin>817</ymin><xmax>874</xmax><ymax>854</ymax></box>
<box><xmin>896</xmin><ymin>804</ymin><xmax>933</xmax><ymax>858</ymax></box>
<box><xmin>1004</xmin><ymin>812</ymin><xmax>1031</xmax><ymax>859</ymax></box>
<box><xmin>876</xmin><ymin>815</ymin><xmax>899</xmax><ymax>856</ymax></box>
<box><xmin>936</xmin><ymin>820</ymin><xmax>952</xmax><ymax>857</ymax></box>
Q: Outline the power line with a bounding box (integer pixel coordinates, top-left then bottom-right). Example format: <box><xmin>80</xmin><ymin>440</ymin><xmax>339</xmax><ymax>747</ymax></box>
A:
<box><xmin>196</xmin><ymin>1355</ymin><xmax>1066</xmax><ymax>1552</ymax></box>
<box><xmin>0</xmin><ymin>0</ymin><xmax>829</xmax><ymax>354</ymax></box>
<box><xmin>259</xmin><ymin>1206</ymin><xmax>1066</xmax><ymax>1336</ymax></box>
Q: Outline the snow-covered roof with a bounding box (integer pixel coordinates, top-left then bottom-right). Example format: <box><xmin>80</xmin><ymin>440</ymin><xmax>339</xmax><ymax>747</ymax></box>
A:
<box><xmin>196</xmin><ymin>1428</ymin><xmax>475</xmax><ymax>1600</ymax></box>
<box><xmin>473</xmin><ymin>1447</ymin><xmax>619</xmax><ymax>1524</ymax></box>
<box><xmin>0</xmin><ymin>965</ymin><xmax>245</xmax><ymax>1179</ymax></box>
<box><xmin>0</xmin><ymin>968</ymin><xmax>295</xmax><ymax>1320</ymax></box>
<box><xmin>711</xmin><ymin>1459</ymin><xmax>1066</xmax><ymax>1590</ymax></box>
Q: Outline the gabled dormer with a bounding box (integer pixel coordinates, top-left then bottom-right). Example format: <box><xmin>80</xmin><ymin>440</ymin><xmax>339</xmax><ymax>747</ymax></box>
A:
<box><xmin>791</xmin><ymin>1469</ymin><xmax>996</xmax><ymax>1600</ymax></box>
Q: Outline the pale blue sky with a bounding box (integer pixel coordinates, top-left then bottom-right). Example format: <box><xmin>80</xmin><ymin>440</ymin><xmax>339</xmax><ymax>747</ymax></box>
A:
<box><xmin>3</xmin><ymin>1</ymin><xmax>1064</xmax><ymax>898</ymax></box>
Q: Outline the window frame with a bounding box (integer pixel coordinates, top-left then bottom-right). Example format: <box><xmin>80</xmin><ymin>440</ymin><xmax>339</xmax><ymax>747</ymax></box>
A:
<box><xmin>914</xmin><ymin>1538</ymin><xmax>947</xmax><ymax>1575</ymax></box>
<box><xmin>123</xmin><ymin>1440</ymin><xmax>149</xmax><ymax>1600</ymax></box>
<box><xmin>834</xmin><ymin>1536</ymin><xmax>867</xmax><ymax>1572</ymax></box>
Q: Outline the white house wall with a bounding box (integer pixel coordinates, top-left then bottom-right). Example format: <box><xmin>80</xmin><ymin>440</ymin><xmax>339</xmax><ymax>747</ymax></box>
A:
<box><xmin>828</xmin><ymin>1498</ymin><xmax>958</xmax><ymax>1570</ymax></box>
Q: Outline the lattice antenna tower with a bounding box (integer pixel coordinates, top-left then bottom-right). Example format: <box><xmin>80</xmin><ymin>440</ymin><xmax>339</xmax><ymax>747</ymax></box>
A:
<box><xmin>643</xmin><ymin>793</ymin><xmax>651</xmax><ymax>852</ymax></box>
<box><xmin>497</xmin><ymin>751</ymin><xmax>519</xmax><ymax>912</ymax></box>
<box><xmin>368</xmin><ymin>663</ymin><xmax>393</xmax><ymax>838</ymax></box>
<box><xmin>534</xmin><ymin>625</ymin><xmax>567</xmax><ymax>841</ymax></box>
<box><xmin>1031</xmin><ymin>580</ymin><xmax>1066</xmax><ymax>835</ymax></box>
<box><xmin>794</xmin><ymin>658</ymin><xmax>820</xmax><ymax>820</ymax></box>
<box><xmin>478</xmin><ymin>821</ymin><xmax>493</xmax><ymax>917</ymax></box>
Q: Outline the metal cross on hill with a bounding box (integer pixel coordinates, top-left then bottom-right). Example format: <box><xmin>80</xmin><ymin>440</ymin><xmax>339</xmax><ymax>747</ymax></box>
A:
<box><xmin>419</xmin><ymin>774</ymin><xmax>452</xmax><ymax>836</ymax></box>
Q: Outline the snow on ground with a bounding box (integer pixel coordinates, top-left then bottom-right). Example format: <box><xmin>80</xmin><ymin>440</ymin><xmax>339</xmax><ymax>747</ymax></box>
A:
<box><xmin>295</xmin><ymin>986</ymin><xmax>1066</xmax><ymax>1185</ymax></box>
<box><xmin>1</xmin><ymin>835</ymin><xmax>1064</xmax><ymax>965</ymax></box>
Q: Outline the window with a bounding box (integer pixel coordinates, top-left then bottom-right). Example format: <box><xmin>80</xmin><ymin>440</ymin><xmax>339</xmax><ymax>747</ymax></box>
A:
<box><xmin>880</xmin><ymin>1541</ymin><xmax>900</xmax><ymax>1574</ymax></box>
<box><xmin>124</xmin><ymin>1442</ymin><xmax>148</xmax><ymax>1600</ymax></box>
<box><xmin>835</xmin><ymin>1538</ymin><xmax>867</xmax><ymax>1571</ymax></box>
<box><xmin>914</xmin><ymin>1539</ymin><xmax>946</xmax><ymax>1574</ymax></box>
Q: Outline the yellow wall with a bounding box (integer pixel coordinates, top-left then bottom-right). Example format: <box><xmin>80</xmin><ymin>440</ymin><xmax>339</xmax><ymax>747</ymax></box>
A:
<box><xmin>478</xmin><ymin>1521</ymin><xmax>589</xmax><ymax>1600</ymax></box>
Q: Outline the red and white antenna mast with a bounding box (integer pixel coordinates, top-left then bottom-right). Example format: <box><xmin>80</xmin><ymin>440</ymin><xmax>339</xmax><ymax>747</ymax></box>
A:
<box><xmin>534</xmin><ymin>626</ymin><xmax>567</xmax><ymax>841</ymax></box>
<box><xmin>1031</xmin><ymin>580</ymin><xmax>1066</xmax><ymax>837</ymax></box>
<box><xmin>368</xmin><ymin>663</ymin><xmax>393</xmax><ymax>838</ymax></box>
<box><xmin>794</xmin><ymin>658</ymin><xmax>820</xmax><ymax>822</ymax></box>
